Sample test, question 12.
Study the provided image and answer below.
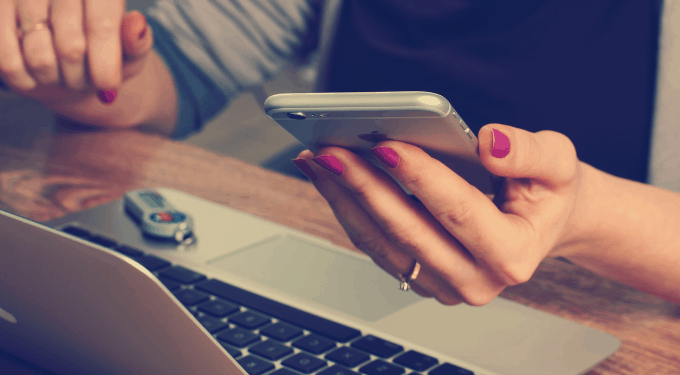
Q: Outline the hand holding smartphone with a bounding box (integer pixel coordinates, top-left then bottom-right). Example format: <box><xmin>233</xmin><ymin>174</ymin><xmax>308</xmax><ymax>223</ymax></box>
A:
<box><xmin>264</xmin><ymin>91</ymin><xmax>498</xmax><ymax>195</ymax></box>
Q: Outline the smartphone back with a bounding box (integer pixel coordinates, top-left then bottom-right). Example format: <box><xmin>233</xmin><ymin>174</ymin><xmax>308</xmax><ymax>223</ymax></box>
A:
<box><xmin>265</xmin><ymin>92</ymin><xmax>497</xmax><ymax>195</ymax></box>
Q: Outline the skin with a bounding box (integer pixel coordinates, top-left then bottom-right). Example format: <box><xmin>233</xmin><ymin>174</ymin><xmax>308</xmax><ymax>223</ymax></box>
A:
<box><xmin>1</xmin><ymin>1</ymin><xmax>678</xmax><ymax>306</ymax></box>
<box><xmin>0</xmin><ymin>1</ymin><xmax>177</xmax><ymax>135</ymax></box>
<box><xmin>293</xmin><ymin>125</ymin><xmax>680</xmax><ymax>306</ymax></box>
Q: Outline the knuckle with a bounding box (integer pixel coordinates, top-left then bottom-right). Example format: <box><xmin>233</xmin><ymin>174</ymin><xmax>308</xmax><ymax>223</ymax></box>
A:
<box><xmin>459</xmin><ymin>288</ymin><xmax>494</xmax><ymax>307</ymax></box>
<box><xmin>85</xmin><ymin>16</ymin><xmax>118</xmax><ymax>36</ymax></box>
<box><xmin>498</xmin><ymin>261</ymin><xmax>533</xmax><ymax>286</ymax></box>
<box><xmin>432</xmin><ymin>195</ymin><xmax>476</xmax><ymax>229</ymax></box>
<box><xmin>24</xmin><ymin>52</ymin><xmax>57</xmax><ymax>73</ymax></box>
<box><xmin>400</xmin><ymin>169</ymin><xmax>427</xmax><ymax>193</ymax></box>
<box><xmin>382</xmin><ymin>223</ymin><xmax>422</xmax><ymax>251</ymax></box>
<box><xmin>434</xmin><ymin>293</ymin><xmax>461</xmax><ymax>306</ymax></box>
<box><xmin>354</xmin><ymin>234</ymin><xmax>391</xmax><ymax>260</ymax></box>
<box><xmin>515</xmin><ymin>133</ymin><xmax>541</xmax><ymax>175</ymax></box>
<box><xmin>57</xmin><ymin>40</ymin><xmax>87</xmax><ymax>64</ymax></box>
<box><xmin>537</xmin><ymin>131</ymin><xmax>579</xmax><ymax>183</ymax></box>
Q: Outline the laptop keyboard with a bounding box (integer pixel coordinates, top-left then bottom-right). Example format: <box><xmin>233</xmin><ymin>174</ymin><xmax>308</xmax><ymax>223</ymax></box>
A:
<box><xmin>62</xmin><ymin>225</ymin><xmax>476</xmax><ymax>375</ymax></box>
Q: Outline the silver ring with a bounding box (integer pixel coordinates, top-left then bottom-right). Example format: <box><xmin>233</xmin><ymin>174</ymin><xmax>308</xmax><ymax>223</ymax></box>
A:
<box><xmin>398</xmin><ymin>260</ymin><xmax>421</xmax><ymax>291</ymax></box>
<box><xmin>18</xmin><ymin>19</ymin><xmax>52</xmax><ymax>40</ymax></box>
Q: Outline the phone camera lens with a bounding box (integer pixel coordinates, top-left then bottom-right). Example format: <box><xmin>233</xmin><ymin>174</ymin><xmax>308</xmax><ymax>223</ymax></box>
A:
<box><xmin>287</xmin><ymin>112</ymin><xmax>307</xmax><ymax>120</ymax></box>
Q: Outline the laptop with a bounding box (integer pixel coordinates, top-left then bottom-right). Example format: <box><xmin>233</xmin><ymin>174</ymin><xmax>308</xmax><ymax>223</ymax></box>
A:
<box><xmin>0</xmin><ymin>187</ymin><xmax>620</xmax><ymax>375</ymax></box>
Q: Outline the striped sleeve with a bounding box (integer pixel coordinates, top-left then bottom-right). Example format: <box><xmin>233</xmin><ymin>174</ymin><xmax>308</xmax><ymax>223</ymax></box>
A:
<box><xmin>144</xmin><ymin>0</ymin><xmax>322</xmax><ymax>140</ymax></box>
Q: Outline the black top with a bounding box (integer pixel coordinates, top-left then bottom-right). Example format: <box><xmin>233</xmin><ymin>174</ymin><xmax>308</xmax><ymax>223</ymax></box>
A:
<box><xmin>326</xmin><ymin>0</ymin><xmax>662</xmax><ymax>183</ymax></box>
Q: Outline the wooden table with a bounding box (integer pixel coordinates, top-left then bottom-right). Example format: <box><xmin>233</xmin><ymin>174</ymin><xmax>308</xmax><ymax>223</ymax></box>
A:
<box><xmin>0</xmin><ymin>116</ymin><xmax>679</xmax><ymax>375</ymax></box>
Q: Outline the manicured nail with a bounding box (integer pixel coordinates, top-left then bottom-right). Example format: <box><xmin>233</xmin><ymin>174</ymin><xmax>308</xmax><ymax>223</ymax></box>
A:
<box><xmin>138</xmin><ymin>25</ymin><xmax>147</xmax><ymax>40</ymax></box>
<box><xmin>491</xmin><ymin>128</ymin><xmax>510</xmax><ymax>158</ymax></box>
<box><xmin>312</xmin><ymin>154</ymin><xmax>344</xmax><ymax>176</ymax></box>
<box><xmin>97</xmin><ymin>90</ymin><xmax>117</xmax><ymax>105</ymax></box>
<box><xmin>291</xmin><ymin>159</ymin><xmax>317</xmax><ymax>181</ymax></box>
<box><xmin>370</xmin><ymin>147</ymin><xmax>399</xmax><ymax>168</ymax></box>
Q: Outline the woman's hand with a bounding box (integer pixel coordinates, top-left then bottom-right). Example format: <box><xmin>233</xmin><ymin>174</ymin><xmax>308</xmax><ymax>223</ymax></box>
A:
<box><xmin>0</xmin><ymin>0</ymin><xmax>153</xmax><ymax>106</ymax></box>
<box><xmin>292</xmin><ymin>124</ymin><xmax>583</xmax><ymax>306</ymax></box>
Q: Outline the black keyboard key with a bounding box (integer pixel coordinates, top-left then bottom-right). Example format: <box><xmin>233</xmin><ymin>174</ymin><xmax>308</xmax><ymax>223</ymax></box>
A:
<box><xmin>173</xmin><ymin>289</ymin><xmax>210</xmax><ymax>306</ymax></box>
<box><xmin>159</xmin><ymin>266</ymin><xmax>206</xmax><ymax>285</ymax></box>
<box><xmin>237</xmin><ymin>355</ymin><xmax>275</xmax><ymax>375</ymax></box>
<box><xmin>293</xmin><ymin>334</ymin><xmax>336</xmax><ymax>354</ymax></box>
<box><xmin>159</xmin><ymin>277</ymin><xmax>181</xmax><ymax>291</ymax></box>
<box><xmin>269</xmin><ymin>369</ymin><xmax>300</xmax><ymax>375</ymax></box>
<box><xmin>393</xmin><ymin>350</ymin><xmax>438</xmax><ymax>372</ymax></box>
<box><xmin>136</xmin><ymin>255</ymin><xmax>171</xmax><ymax>271</ymax></box>
<box><xmin>114</xmin><ymin>244</ymin><xmax>144</xmax><ymax>258</ymax></box>
<box><xmin>229</xmin><ymin>311</ymin><xmax>271</xmax><ymax>329</ymax></box>
<box><xmin>62</xmin><ymin>226</ymin><xmax>90</xmax><ymax>239</ymax></box>
<box><xmin>219</xmin><ymin>342</ymin><xmax>243</xmax><ymax>358</ymax></box>
<box><xmin>88</xmin><ymin>234</ymin><xmax>117</xmax><ymax>248</ymax></box>
<box><xmin>429</xmin><ymin>363</ymin><xmax>474</xmax><ymax>375</ymax></box>
<box><xmin>318</xmin><ymin>365</ymin><xmax>361</xmax><ymax>375</ymax></box>
<box><xmin>325</xmin><ymin>347</ymin><xmax>371</xmax><ymax>368</ymax></box>
<box><xmin>360</xmin><ymin>360</ymin><xmax>406</xmax><ymax>375</ymax></box>
<box><xmin>197</xmin><ymin>315</ymin><xmax>229</xmax><ymax>334</ymax></box>
<box><xmin>351</xmin><ymin>335</ymin><xmax>403</xmax><ymax>358</ymax></box>
<box><xmin>198</xmin><ymin>299</ymin><xmax>240</xmax><ymax>318</ymax></box>
<box><xmin>196</xmin><ymin>279</ymin><xmax>361</xmax><ymax>342</ymax></box>
<box><xmin>248</xmin><ymin>340</ymin><xmax>294</xmax><ymax>360</ymax></box>
<box><xmin>216</xmin><ymin>327</ymin><xmax>261</xmax><ymax>348</ymax></box>
<box><xmin>282</xmin><ymin>353</ymin><xmax>327</xmax><ymax>374</ymax></box>
<box><xmin>260</xmin><ymin>322</ymin><xmax>303</xmax><ymax>342</ymax></box>
<box><xmin>189</xmin><ymin>307</ymin><xmax>201</xmax><ymax>317</ymax></box>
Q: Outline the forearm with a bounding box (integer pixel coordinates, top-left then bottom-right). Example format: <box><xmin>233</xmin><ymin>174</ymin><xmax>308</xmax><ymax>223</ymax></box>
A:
<box><xmin>556</xmin><ymin>162</ymin><xmax>680</xmax><ymax>304</ymax></box>
<box><xmin>40</xmin><ymin>50</ymin><xmax>178</xmax><ymax>137</ymax></box>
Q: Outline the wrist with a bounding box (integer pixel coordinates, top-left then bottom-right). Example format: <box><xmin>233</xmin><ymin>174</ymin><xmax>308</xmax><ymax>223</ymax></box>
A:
<box><xmin>549</xmin><ymin>161</ymin><xmax>606</xmax><ymax>259</ymax></box>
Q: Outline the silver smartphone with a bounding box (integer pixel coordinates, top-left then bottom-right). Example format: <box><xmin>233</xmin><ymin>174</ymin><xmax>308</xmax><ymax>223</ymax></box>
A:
<box><xmin>264</xmin><ymin>91</ymin><xmax>498</xmax><ymax>195</ymax></box>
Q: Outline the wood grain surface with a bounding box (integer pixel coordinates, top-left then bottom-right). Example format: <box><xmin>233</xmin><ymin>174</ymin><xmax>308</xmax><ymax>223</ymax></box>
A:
<box><xmin>0</xmin><ymin>118</ymin><xmax>678</xmax><ymax>375</ymax></box>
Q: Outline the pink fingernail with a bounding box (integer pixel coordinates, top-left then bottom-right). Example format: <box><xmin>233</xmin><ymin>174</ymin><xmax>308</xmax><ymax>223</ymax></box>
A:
<box><xmin>291</xmin><ymin>159</ymin><xmax>318</xmax><ymax>181</ymax></box>
<box><xmin>370</xmin><ymin>147</ymin><xmax>399</xmax><ymax>168</ymax></box>
<box><xmin>491</xmin><ymin>128</ymin><xmax>510</xmax><ymax>158</ymax></box>
<box><xmin>97</xmin><ymin>90</ymin><xmax>117</xmax><ymax>105</ymax></box>
<box><xmin>138</xmin><ymin>26</ymin><xmax>147</xmax><ymax>40</ymax></box>
<box><xmin>312</xmin><ymin>154</ymin><xmax>344</xmax><ymax>176</ymax></box>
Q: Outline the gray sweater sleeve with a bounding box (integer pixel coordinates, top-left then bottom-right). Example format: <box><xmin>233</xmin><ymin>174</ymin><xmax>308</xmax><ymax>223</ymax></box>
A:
<box><xmin>144</xmin><ymin>0</ymin><xmax>322</xmax><ymax>140</ymax></box>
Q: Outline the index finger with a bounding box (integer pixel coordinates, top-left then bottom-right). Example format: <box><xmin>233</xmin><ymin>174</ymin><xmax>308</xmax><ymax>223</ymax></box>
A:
<box><xmin>367</xmin><ymin>141</ymin><xmax>532</xmax><ymax>284</ymax></box>
<box><xmin>84</xmin><ymin>0</ymin><xmax>124</xmax><ymax>90</ymax></box>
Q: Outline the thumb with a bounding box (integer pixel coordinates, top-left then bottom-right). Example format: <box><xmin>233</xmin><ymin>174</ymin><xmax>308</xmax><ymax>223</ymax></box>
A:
<box><xmin>478</xmin><ymin>124</ymin><xmax>579</xmax><ymax>186</ymax></box>
<box><xmin>120</xmin><ymin>11</ymin><xmax>153</xmax><ymax>79</ymax></box>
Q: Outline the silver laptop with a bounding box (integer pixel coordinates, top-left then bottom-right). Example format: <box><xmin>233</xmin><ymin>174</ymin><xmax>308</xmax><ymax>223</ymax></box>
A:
<box><xmin>0</xmin><ymin>187</ymin><xmax>620</xmax><ymax>375</ymax></box>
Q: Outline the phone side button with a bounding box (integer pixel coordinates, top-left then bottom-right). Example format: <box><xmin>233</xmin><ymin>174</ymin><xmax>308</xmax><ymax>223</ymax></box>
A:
<box><xmin>464</xmin><ymin>128</ymin><xmax>473</xmax><ymax>139</ymax></box>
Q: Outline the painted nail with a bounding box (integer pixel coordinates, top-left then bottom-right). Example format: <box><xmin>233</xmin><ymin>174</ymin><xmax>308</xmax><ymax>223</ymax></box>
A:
<box><xmin>491</xmin><ymin>128</ymin><xmax>510</xmax><ymax>158</ymax></box>
<box><xmin>370</xmin><ymin>147</ymin><xmax>399</xmax><ymax>168</ymax></box>
<box><xmin>312</xmin><ymin>154</ymin><xmax>344</xmax><ymax>176</ymax></box>
<box><xmin>291</xmin><ymin>159</ymin><xmax>317</xmax><ymax>181</ymax></box>
<box><xmin>97</xmin><ymin>90</ymin><xmax>117</xmax><ymax>105</ymax></box>
<box><xmin>138</xmin><ymin>26</ymin><xmax>147</xmax><ymax>40</ymax></box>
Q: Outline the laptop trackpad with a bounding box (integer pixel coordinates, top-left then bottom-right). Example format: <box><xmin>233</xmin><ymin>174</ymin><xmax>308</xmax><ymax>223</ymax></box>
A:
<box><xmin>207</xmin><ymin>235</ymin><xmax>421</xmax><ymax>322</ymax></box>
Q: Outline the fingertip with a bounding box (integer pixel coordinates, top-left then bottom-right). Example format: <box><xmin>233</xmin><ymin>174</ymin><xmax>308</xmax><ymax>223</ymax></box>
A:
<box><xmin>122</xmin><ymin>10</ymin><xmax>149</xmax><ymax>48</ymax></box>
<box><xmin>97</xmin><ymin>89</ymin><xmax>117</xmax><ymax>105</ymax></box>
<box><xmin>296</xmin><ymin>149</ymin><xmax>314</xmax><ymax>159</ymax></box>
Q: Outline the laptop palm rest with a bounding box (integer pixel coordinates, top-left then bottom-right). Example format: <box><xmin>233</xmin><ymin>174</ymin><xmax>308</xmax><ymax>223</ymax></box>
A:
<box><xmin>207</xmin><ymin>234</ymin><xmax>421</xmax><ymax>322</ymax></box>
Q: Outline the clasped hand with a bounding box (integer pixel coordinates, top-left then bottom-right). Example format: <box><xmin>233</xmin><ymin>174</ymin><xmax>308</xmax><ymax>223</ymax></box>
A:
<box><xmin>0</xmin><ymin>0</ymin><xmax>151</xmax><ymax>107</ymax></box>
<box><xmin>293</xmin><ymin>124</ymin><xmax>583</xmax><ymax>306</ymax></box>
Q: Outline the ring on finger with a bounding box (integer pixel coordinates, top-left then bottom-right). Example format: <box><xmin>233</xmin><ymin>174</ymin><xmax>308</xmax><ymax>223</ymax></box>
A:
<box><xmin>18</xmin><ymin>18</ymin><xmax>52</xmax><ymax>40</ymax></box>
<box><xmin>398</xmin><ymin>260</ymin><xmax>421</xmax><ymax>291</ymax></box>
